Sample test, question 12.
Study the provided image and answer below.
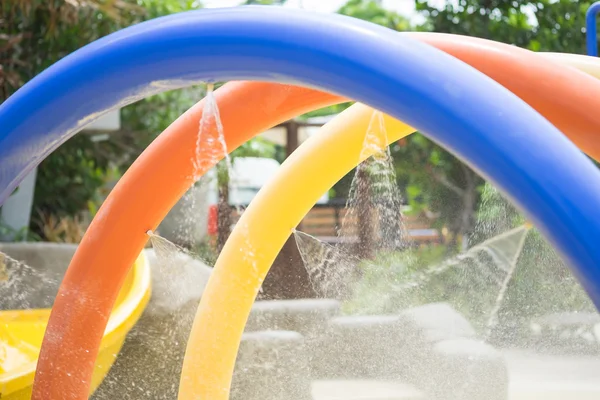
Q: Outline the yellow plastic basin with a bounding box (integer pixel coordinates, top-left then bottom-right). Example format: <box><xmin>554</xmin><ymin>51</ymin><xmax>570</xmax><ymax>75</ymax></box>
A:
<box><xmin>0</xmin><ymin>252</ymin><xmax>151</xmax><ymax>399</ymax></box>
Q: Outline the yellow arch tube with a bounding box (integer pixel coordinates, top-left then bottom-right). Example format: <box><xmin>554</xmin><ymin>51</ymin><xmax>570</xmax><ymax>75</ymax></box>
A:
<box><xmin>539</xmin><ymin>52</ymin><xmax>600</xmax><ymax>79</ymax></box>
<box><xmin>178</xmin><ymin>104</ymin><xmax>413</xmax><ymax>398</ymax></box>
<box><xmin>179</xmin><ymin>53</ymin><xmax>600</xmax><ymax>399</ymax></box>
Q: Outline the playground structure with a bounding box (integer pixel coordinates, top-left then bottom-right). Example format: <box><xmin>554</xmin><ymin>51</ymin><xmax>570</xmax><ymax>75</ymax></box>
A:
<box><xmin>3</xmin><ymin>3</ymin><xmax>600</xmax><ymax>399</ymax></box>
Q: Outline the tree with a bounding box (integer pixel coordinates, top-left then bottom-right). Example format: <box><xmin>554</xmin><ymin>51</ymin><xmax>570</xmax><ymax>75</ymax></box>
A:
<box><xmin>415</xmin><ymin>0</ymin><xmax>534</xmax><ymax>47</ymax></box>
<box><xmin>244</xmin><ymin>0</ymin><xmax>287</xmax><ymax>4</ymax></box>
<box><xmin>390</xmin><ymin>135</ymin><xmax>482</xmax><ymax>249</ymax></box>
<box><xmin>529</xmin><ymin>0</ymin><xmax>592</xmax><ymax>53</ymax></box>
<box><xmin>339</xmin><ymin>0</ymin><xmax>411</xmax><ymax>30</ymax></box>
<box><xmin>412</xmin><ymin>0</ymin><xmax>598</xmax><ymax>335</ymax></box>
<box><xmin>473</xmin><ymin>183</ymin><xmax>594</xmax><ymax>339</ymax></box>
<box><xmin>1</xmin><ymin>1</ymin><xmax>141</xmax><ymax>235</ymax></box>
<box><xmin>335</xmin><ymin>0</ymin><xmax>595</xmax><ymax>250</ymax></box>
<box><xmin>332</xmin><ymin>1</ymin><xmax>414</xmax><ymax>258</ymax></box>
<box><xmin>300</xmin><ymin>0</ymin><xmax>410</xmax><ymax>122</ymax></box>
<box><xmin>1</xmin><ymin>1</ymin><xmax>145</xmax><ymax>102</ymax></box>
<box><xmin>415</xmin><ymin>0</ymin><xmax>592</xmax><ymax>54</ymax></box>
<box><xmin>410</xmin><ymin>0</ymin><xmax>595</xmax><ymax>247</ymax></box>
<box><xmin>1</xmin><ymin>1</ymin><xmax>203</xmax><ymax>239</ymax></box>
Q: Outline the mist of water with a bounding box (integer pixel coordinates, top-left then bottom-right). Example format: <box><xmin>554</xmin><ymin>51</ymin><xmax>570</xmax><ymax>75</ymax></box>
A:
<box><xmin>92</xmin><ymin>232</ymin><xmax>212</xmax><ymax>399</ymax></box>
<box><xmin>193</xmin><ymin>83</ymin><xmax>232</xmax><ymax>179</ymax></box>
<box><xmin>146</xmin><ymin>230</ymin><xmax>211</xmax><ymax>313</ymax></box>
<box><xmin>341</xmin><ymin>110</ymin><xmax>406</xmax><ymax>251</ymax></box>
<box><xmin>483</xmin><ymin>225</ymin><xmax>531</xmax><ymax>338</ymax></box>
<box><xmin>294</xmin><ymin>110</ymin><xmax>407</xmax><ymax>299</ymax></box>
<box><xmin>166</xmin><ymin>83</ymin><xmax>237</xmax><ymax>249</ymax></box>
<box><xmin>0</xmin><ymin>252</ymin><xmax>7</xmax><ymax>282</ymax></box>
<box><xmin>168</xmin><ymin>175</ymin><xmax>212</xmax><ymax>248</ymax></box>
<box><xmin>294</xmin><ymin>229</ymin><xmax>359</xmax><ymax>299</ymax></box>
<box><xmin>411</xmin><ymin>225</ymin><xmax>528</xmax><ymax>292</ymax></box>
<box><xmin>0</xmin><ymin>251</ymin><xmax>59</xmax><ymax>311</ymax></box>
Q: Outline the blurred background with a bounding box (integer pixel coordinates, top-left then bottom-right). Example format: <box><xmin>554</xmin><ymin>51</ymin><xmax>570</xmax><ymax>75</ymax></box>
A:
<box><xmin>2</xmin><ymin>2</ymin><xmax>600</xmax><ymax>399</ymax></box>
<box><xmin>2</xmin><ymin>0</ymin><xmax>594</xmax><ymax>318</ymax></box>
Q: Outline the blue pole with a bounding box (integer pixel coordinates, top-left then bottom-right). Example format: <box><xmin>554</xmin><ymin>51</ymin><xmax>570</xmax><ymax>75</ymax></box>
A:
<box><xmin>586</xmin><ymin>2</ymin><xmax>600</xmax><ymax>56</ymax></box>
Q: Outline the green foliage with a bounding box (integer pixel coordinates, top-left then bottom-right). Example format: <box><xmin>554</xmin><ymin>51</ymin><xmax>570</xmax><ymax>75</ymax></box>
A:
<box><xmin>339</xmin><ymin>0</ymin><xmax>411</xmax><ymax>30</ymax></box>
<box><xmin>301</xmin><ymin>103</ymin><xmax>354</xmax><ymax>119</ymax></box>
<box><xmin>533</xmin><ymin>1</ymin><xmax>592</xmax><ymax>53</ymax></box>
<box><xmin>33</xmin><ymin>135</ymin><xmax>109</xmax><ymax>221</ymax></box>
<box><xmin>244</xmin><ymin>0</ymin><xmax>286</xmax><ymax>4</ymax></box>
<box><xmin>472</xmin><ymin>184</ymin><xmax>523</xmax><ymax>242</ymax></box>
<box><xmin>0</xmin><ymin>222</ymin><xmax>41</xmax><ymax>242</ymax></box>
<box><xmin>473</xmin><ymin>184</ymin><xmax>594</xmax><ymax>324</ymax></box>
<box><xmin>1</xmin><ymin>1</ymin><xmax>205</xmax><ymax>236</ymax></box>
<box><xmin>1</xmin><ymin>1</ymin><xmax>144</xmax><ymax>235</ymax></box>
<box><xmin>415</xmin><ymin>0</ymin><xmax>535</xmax><ymax>46</ymax></box>
<box><xmin>233</xmin><ymin>137</ymin><xmax>278</xmax><ymax>160</ymax></box>
<box><xmin>347</xmin><ymin>234</ymin><xmax>593</xmax><ymax>336</ymax></box>
<box><xmin>325</xmin><ymin>0</ymin><xmax>412</xmax><ymax>203</ymax></box>
<box><xmin>141</xmin><ymin>0</ymin><xmax>201</xmax><ymax>18</ymax></box>
<box><xmin>349</xmin><ymin>245</ymin><xmax>504</xmax><ymax>327</ymax></box>
<box><xmin>333</xmin><ymin>0</ymin><xmax>484</xmax><ymax>242</ymax></box>
<box><xmin>348</xmin><ymin>183</ymin><xmax>594</xmax><ymax>336</ymax></box>
<box><xmin>342</xmin><ymin>0</ymin><xmax>597</xmax><ymax>336</ymax></box>
<box><xmin>416</xmin><ymin>0</ymin><xmax>592</xmax><ymax>53</ymax></box>
<box><xmin>387</xmin><ymin>0</ymin><xmax>595</xmax><ymax>242</ymax></box>
<box><xmin>344</xmin><ymin>245</ymin><xmax>450</xmax><ymax>315</ymax></box>
<box><xmin>306</xmin><ymin>0</ymin><xmax>413</xmax><ymax>122</ymax></box>
<box><xmin>499</xmin><ymin>231</ymin><xmax>594</xmax><ymax>321</ymax></box>
<box><xmin>390</xmin><ymin>136</ymin><xmax>483</xmax><ymax>241</ymax></box>
<box><xmin>192</xmin><ymin>240</ymin><xmax>218</xmax><ymax>266</ymax></box>
<box><xmin>119</xmin><ymin>86</ymin><xmax>206</xmax><ymax>167</ymax></box>
<box><xmin>1</xmin><ymin>1</ymin><xmax>146</xmax><ymax>100</ymax></box>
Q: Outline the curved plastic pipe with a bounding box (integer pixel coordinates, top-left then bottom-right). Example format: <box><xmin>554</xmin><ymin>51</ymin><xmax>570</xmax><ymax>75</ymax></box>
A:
<box><xmin>179</xmin><ymin>50</ymin><xmax>600</xmax><ymax>398</ymax></box>
<box><xmin>179</xmin><ymin>49</ymin><xmax>600</xmax><ymax>398</ymax></box>
<box><xmin>539</xmin><ymin>52</ymin><xmax>600</xmax><ymax>79</ymax></box>
<box><xmin>3</xmin><ymin>13</ymin><xmax>597</xmax><ymax>396</ymax></box>
<box><xmin>180</xmin><ymin>105</ymin><xmax>413</xmax><ymax>398</ymax></box>
<box><xmin>34</xmin><ymin>83</ymin><xmax>342</xmax><ymax>398</ymax></box>
<box><xmin>407</xmin><ymin>32</ymin><xmax>600</xmax><ymax>160</ymax></box>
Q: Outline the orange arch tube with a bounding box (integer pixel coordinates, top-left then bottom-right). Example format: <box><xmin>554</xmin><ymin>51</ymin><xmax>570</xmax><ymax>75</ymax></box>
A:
<box><xmin>33</xmin><ymin>36</ymin><xmax>600</xmax><ymax>399</ymax></box>
<box><xmin>32</xmin><ymin>83</ymin><xmax>343</xmax><ymax>399</ymax></box>
<box><xmin>408</xmin><ymin>32</ymin><xmax>600</xmax><ymax>160</ymax></box>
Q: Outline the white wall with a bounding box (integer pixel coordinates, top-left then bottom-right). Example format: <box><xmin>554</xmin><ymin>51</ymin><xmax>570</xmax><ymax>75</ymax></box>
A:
<box><xmin>0</xmin><ymin>167</ymin><xmax>37</xmax><ymax>240</ymax></box>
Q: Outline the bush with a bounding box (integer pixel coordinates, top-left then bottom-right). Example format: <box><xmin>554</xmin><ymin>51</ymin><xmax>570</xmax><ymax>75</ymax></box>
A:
<box><xmin>31</xmin><ymin>134</ymin><xmax>113</xmax><ymax>234</ymax></box>
<box><xmin>345</xmin><ymin>183</ymin><xmax>595</xmax><ymax>339</ymax></box>
<box><xmin>473</xmin><ymin>184</ymin><xmax>594</xmax><ymax>322</ymax></box>
<box><xmin>344</xmin><ymin>245</ymin><xmax>450</xmax><ymax>315</ymax></box>
<box><xmin>4</xmin><ymin>1</ymin><xmax>201</xmax><ymax>241</ymax></box>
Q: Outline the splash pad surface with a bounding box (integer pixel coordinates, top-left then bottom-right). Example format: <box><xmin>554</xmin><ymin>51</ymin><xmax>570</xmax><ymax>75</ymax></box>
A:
<box><xmin>1</xmin><ymin>5</ymin><xmax>600</xmax><ymax>400</ymax></box>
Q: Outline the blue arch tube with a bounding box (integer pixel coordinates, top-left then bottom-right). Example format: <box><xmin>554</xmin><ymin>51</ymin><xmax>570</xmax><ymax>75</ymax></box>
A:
<box><xmin>1</xmin><ymin>6</ymin><xmax>600</xmax><ymax>309</ymax></box>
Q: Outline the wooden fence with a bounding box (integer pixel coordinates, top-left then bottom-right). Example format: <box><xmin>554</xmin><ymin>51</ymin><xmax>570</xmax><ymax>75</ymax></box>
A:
<box><xmin>300</xmin><ymin>203</ymin><xmax>442</xmax><ymax>245</ymax></box>
<box><xmin>229</xmin><ymin>201</ymin><xmax>443</xmax><ymax>246</ymax></box>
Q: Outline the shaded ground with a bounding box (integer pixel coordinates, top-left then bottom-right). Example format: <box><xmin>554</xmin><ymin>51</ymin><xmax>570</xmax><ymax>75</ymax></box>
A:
<box><xmin>88</xmin><ymin>248</ymin><xmax>600</xmax><ymax>400</ymax></box>
<box><xmin>312</xmin><ymin>349</ymin><xmax>600</xmax><ymax>400</ymax></box>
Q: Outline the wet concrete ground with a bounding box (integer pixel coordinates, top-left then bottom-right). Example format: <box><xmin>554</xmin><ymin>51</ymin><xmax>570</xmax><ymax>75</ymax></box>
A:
<box><xmin>312</xmin><ymin>349</ymin><xmax>600</xmax><ymax>400</ymax></box>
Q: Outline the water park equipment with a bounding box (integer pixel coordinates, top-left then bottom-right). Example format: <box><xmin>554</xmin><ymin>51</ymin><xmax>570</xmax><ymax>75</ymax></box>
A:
<box><xmin>2</xmin><ymin>4</ymin><xmax>600</xmax><ymax>399</ymax></box>
<box><xmin>0</xmin><ymin>246</ymin><xmax>150</xmax><ymax>399</ymax></box>
<box><xmin>158</xmin><ymin>156</ymin><xmax>309</xmax><ymax>247</ymax></box>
